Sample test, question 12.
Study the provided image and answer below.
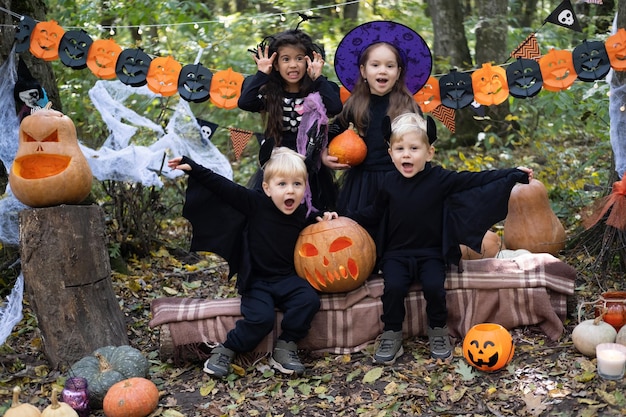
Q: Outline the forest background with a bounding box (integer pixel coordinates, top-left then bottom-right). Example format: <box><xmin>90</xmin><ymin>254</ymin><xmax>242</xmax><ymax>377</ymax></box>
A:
<box><xmin>1</xmin><ymin>1</ymin><xmax>626</xmax><ymax>416</ymax></box>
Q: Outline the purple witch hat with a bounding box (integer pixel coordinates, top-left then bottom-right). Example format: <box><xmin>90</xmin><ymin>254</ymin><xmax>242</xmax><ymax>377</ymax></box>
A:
<box><xmin>334</xmin><ymin>21</ymin><xmax>432</xmax><ymax>94</ymax></box>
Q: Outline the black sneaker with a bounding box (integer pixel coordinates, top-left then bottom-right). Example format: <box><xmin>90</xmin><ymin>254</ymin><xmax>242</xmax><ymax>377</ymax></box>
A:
<box><xmin>269</xmin><ymin>340</ymin><xmax>305</xmax><ymax>375</ymax></box>
<box><xmin>203</xmin><ymin>344</ymin><xmax>234</xmax><ymax>378</ymax></box>
<box><xmin>373</xmin><ymin>330</ymin><xmax>404</xmax><ymax>365</ymax></box>
<box><xmin>428</xmin><ymin>326</ymin><xmax>452</xmax><ymax>359</ymax></box>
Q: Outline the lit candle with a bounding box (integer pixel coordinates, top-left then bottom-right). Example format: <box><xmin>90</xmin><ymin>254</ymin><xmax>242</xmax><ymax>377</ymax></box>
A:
<box><xmin>597</xmin><ymin>347</ymin><xmax>626</xmax><ymax>380</ymax></box>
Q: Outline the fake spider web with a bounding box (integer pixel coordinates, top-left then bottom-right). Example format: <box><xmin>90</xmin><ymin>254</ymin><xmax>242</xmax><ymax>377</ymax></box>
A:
<box><xmin>0</xmin><ymin>56</ymin><xmax>233</xmax><ymax>344</ymax></box>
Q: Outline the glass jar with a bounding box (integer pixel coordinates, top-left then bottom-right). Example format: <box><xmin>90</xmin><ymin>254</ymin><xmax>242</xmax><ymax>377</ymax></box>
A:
<box><xmin>595</xmin><ymin>291</ymin><xmax>626</xmax><ymax>331</ymax></box>
<box><xmin>62</xmin><ymin>377</ymin><xmax>90</xmax><ymax>417</ymax></box>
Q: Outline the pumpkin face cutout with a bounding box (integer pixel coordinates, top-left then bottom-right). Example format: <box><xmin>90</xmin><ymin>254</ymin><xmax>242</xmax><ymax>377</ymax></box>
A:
<box><xmin>539</xmin><ymin>49</ymin><xmax>577</xmax><ymax>92</ymax></box>
<box><xmin>178</xmin><ymin>63</ymin><xmax>213</xmax><ymax>103</ymax></box>
<box><xmin>15</xmin><ymin>15</ymin><xmax>37</xmax><ymax>54</ymax></box>
<box><xmin>115</xmin><ymin>48</ymin><xmax>152</xmax><ymax>87</ymax></box>
<box><xmin>471</xmin><ymin>63</ymin><xmax>509</xmax><ymax>106</ymax></box>
<box><xmin>506</xmin><ymin>58</ymin><xmax>543</xmax><ymax>98</ymax></box>
<box><xmin>573</xmin><ymin>40</ymin><xmax>610</xmax><ymax>82</ymax></box>
<box><xmin>210</xmin><ymin>68</ymin><xmax>244</xmax><ymax>109</ymax></box>
<box><xmin>9</xmin><ymin>106</ymin><xmax>93</xmax><ymax>208</ymax></box>
<box><xmin>463</xmin><ymin>323</ymin><xmax>514</xmax><ymax>372</ymax></box>
<box><xmin>87</xmin><ymin>39</ymin><xmax>122</xmax><ymax>79</ymax></box>
<box><xmin>30</xmin><ymin>20</ymin><xmax>65</xmax><ymax>61</ymax></box>
<box><xmin>147</xmin><ymin>56</ymin><xmax>182</xmax><ymax>97</ymax></box>
<box><xmin>413</xmin><ymin>76</ymin><xmax>441</xmax><ymax>113</ymax></box>
<box><xmin>439</xmin><ymin>69</ymin><xmax>474</xmax><ymax>109</ymax></box>
<box><xmin>606</xmin><ymin>28</ymin><xmax>626</xmax><ymax>71</ymax></box>
<box><xmin>294</xmin><ymin>217</ymin><xmax>376</xmax><ymax>293</ymax></box>
<box><xmin>58</xmin><ymin>29</ymin><xmax>93</xmax><ymax>69</ymax></box>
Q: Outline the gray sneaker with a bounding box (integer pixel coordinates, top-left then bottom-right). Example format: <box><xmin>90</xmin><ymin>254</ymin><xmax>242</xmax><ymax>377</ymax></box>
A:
<box><xmin>203</xmin><ymin>344</ymin><xmax>234</xmax><ymax>377</ymax></box>
<box><xmin>428</xmin><ymin>326</ymin><xmax>452</xmax><ymax>359</ymax></box>
<box><xmin>373</xmin><ymin>330</ymin><xmax>404</xmax><ymax>365</ymax></box>
<box><xmin>270</xmin><ymin>340</ymin><xmax>305</xmax><ymax>375</ymax></box>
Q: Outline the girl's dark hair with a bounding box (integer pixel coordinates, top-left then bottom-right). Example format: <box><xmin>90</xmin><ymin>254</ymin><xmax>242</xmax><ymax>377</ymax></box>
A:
<box><xmin>337</xmin><ymin>42</ymin><xmax>421</xmax><ymax>136</ymax></box>
<box><xmin>258</xmin><ymin>30</ymin><xmax>323</xmax><ymax>145</ymax></box>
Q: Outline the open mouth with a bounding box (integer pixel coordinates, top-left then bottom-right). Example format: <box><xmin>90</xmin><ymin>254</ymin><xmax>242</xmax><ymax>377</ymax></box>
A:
<box><xmin>284</xmin><ymin>198</ymin><xmax>295</xmax><ymax>209</ymax></box>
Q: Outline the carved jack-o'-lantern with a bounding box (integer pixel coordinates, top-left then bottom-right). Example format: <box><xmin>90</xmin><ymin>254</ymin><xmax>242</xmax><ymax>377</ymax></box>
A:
<box><xmin>9</xmin><ymin>105</ymin><xmax>93</xmax><ymax>208</ymax></box>
<box><xmin>87</xmin><ymin>39</ymin><xmax>122</xmax><ymax>79</ymax></box>
<box><xmin>463</xmin><ymin>323</ymin><xmax>515</xmax><ymax>372</ymax></box>
<box><xmin>471</xmin><ymin>63</ymin><xmax>509</xmax><ymax>106</ymax></box>
<box><xmin>210</xmin><ymin>68</ymin><xmax>244</xmax><ymax>110</ymax></box>
<box><xmin>115</xmin><ymin>48</ymin><xmax>152</xmax><ymax>87</ymax></box>
<box><xmin>413</xmin><ymin>76</ymin><xmax>441</xmax><ymax>113</ymax></box>
<box><xmin>15</xmin><ymin>15</ymin><xmax>37</xmax><ymax>54</ymax></box>
<box><xmin>506</xmin><ymin>58</ymin><xmax>543</xmax><ymax>98</ymax></box>
<box><xmin>604</xmin><ymin>28</ymin><xmax>626</xmax><ymax>71</ymax></box>
<box><xmin>294</xmin><ymin>217</ymin><xmax>376</xmax><ymax>293</ymax></box>
<box><xmin>29</xmin><ymin>20</ymin><xmax>65</xmax><ymax>61</ymax></box>
<box><xmin>58</xmin><ymin>29</ymin><xmax>93</xmax><ymax>69</ymax></box>
<box><xmin>572</xmin><ymin>40</ymin><xmax>611</xmax><ymax>82</ymax></box>
<box><xmin>439</xmin><ymin>69</ymin><xmax>474</xmax><ymax>110</ymax></box>
<box><xmin>146</xmin><ymin>56</ymin><xmax>182</xmax><ymax>97</ymax></box>
<box><xmin>539</xmin><ymin>49</ymin><xmax>577</xmax><ymax>92</ymax></box>
<box><xmin>178</xmin><ymin>63</ymin><xmax>213</xmax><ymax>103</ymax></box>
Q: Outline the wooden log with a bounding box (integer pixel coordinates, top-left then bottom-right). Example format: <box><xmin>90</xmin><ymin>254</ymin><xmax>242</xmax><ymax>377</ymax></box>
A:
<box><xmin>19</xmin><ymin>205</ymin><xmax>129</xmax><ymax>368</ymax></box>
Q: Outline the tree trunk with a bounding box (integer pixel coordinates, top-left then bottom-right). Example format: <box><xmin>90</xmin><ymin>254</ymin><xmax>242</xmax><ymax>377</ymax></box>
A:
<box><xmin>19</xmin><ymin>205</ymin><xmax>129</xmax><ymax>369</ymax></box>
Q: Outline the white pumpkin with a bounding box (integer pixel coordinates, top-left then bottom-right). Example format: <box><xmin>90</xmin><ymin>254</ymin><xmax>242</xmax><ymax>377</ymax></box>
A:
<box><xmin>572</xmin><ymin>319</ymin><xmax>617</xmax><ymax>357</ymax></box>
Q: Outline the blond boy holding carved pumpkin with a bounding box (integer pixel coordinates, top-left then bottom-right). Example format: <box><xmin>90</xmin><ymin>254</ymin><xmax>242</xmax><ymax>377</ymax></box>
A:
<box><xmin>347</xmin><ymin>113</ymin><xmax>533</xmax><ymax>364</ymax></box>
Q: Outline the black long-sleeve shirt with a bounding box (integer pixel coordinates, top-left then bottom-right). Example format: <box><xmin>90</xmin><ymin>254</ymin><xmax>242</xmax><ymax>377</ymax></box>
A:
<box><xmin>182</xmin><ymin>156</ymin><xmax>319</xmax><ymax>289</ymax></box>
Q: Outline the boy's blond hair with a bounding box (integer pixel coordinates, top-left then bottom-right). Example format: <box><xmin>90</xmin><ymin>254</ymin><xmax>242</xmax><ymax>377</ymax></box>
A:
<box><xmin>390</xmin><ymin>113</ymin><xmax>429</xmax><ymax>145</ymax></box>
<box><xmin>263</xmin><ymin>147</ymin><xmax>308</xmax><ymax>182</ymax></box>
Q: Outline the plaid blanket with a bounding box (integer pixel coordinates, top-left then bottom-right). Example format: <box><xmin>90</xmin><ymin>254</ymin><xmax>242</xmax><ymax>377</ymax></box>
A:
<box><xmin>149</xmin><ymin>253</ymin><xmax>576</xmax><ymax>359</ymax></box>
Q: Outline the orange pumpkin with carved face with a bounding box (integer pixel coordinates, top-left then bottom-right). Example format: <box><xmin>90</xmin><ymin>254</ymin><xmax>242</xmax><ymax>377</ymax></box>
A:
<box><xmin>294</xmin><ymin>217</ymin><xmax>376</xmax><ymax>293</ymax></box>
<box><xmin>463</xmin><ymin>323</ymin><xmax>514</xmax><ymax>372</ymax></box>
<box><xmin>9</xmin><ymin>106</ymin><xmax>93</xmax><ymax>208</ymax></box>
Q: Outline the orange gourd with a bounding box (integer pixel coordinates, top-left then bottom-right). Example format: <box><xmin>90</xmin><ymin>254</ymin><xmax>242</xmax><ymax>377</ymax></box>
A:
<box><xmin>9</xmin><ymin>104</ymin><xmax>93</xmax><ymax>208</ymax></box>
<box><xmin>460</xmin><ymin>230</ymin><xmax>503</xmax><ymax>260</ymax></box>
<box><xmin>294</xmin><ymin>217</ymin><xmax>376</xmax><ymax>293</ymax></box>
<box><xmin>328</xmin><ymin>123</ymin><xmax>367</xmax><ymax>166</ymax></box>
<box><xmin>463</xmin><ymin>323</ymin><xmax>514</xmax><ymax>372</ymax></box>
<box><xmin>102</xmin><ymin>378</ymin><xmax>159</xmax><ymax>417</ymax></box>
<box><xmin>503</xmin><ymin>179</ymin><xmax>566</xmax><ymax>256</ymax></box>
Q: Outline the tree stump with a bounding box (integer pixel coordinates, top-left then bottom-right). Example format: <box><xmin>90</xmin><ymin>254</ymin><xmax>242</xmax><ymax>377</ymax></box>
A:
<box><xmin>19</xmin><ymin>205</ymin><xmax>129</xmax><ymax>368</ymax></box>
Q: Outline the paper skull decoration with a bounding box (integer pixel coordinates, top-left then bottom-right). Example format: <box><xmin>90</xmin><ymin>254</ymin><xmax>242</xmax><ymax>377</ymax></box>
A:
<box><xmin>471</xmin><ymin>63</ymin><xmax>509</xmax><ymax>106</ymax></box>
<box><xmin>605</xmin><ymin>28</ymin><xmax>626</xmax><ymax>71</ymax></box>
<box><xmin>572</xmin><ymin>40</ymin><xmax>610</xmax><ymax>82</ymax></box>
<box><xmin>178</xmin><ymin>63</ymin><xmax>213</xmax><ymax>103</ymax></box>
<box><xmin>9</xmin><ymin>104</ymin><xmax>93</xmax><ymax>208</ymax></box>
<box><xmin>58</xmin><ymin>29</ymin><xmax>93</xmax><ymax>69</ymax></box>
<box><xmin>146</xmin><ymin>56</ymin><xmax>182</xmax><ymax>97</ymax></box>
<box><xmin>87</xmin><ymin>38</ymin><xmax>122</xmax><ymax>79</ymax></box>
<box><xmin>29</xmin><ymin>20</ymin><xmax>65</xmax><ymax>61</ymax></box>
<box><xmin>115</xmin><ymin>48</ymin><xmax>152</xmax><ymax>87</ymax></box>
<box><xmin>294</xmin><ymin>217</ymin><xmax>376</xmax><ymax>293</ymax></box>
<box><xmin>210</xmin><ymin>68</ymin><xmax>244</xmax><ymax>109</ymax></box>
<box><xmin>15</xmin><ymin>15</ymin><xmax>37</xmax><ymax>54</ymax></box>
<box><xmin>413</xmin><ymin>76</ymin><xmax>441</xmax><ymax>113</ymax></box>
<box><xmin>439</xmin><ymin>69</ymin><xmax>474</xmax><ymax>109</ymax></box>
<box><xmin>539</xmin><ymin>49</ymin><xmax>577</xmax><ymax>92</ymax></box>
<box><xmin>463</xmin><ymin>323</ymin><xmax>515</xmax><ymax>372</ymax></box>
<box><xmin>506</xmin><ymin>58</ymin><xmax>543</xmax><ymax>98</ymax></box>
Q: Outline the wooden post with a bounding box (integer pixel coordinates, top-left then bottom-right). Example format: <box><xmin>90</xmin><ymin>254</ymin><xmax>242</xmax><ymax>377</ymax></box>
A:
<box><xmin>19</xmin><ymin>205</ymin><xmax>129</xmax><ymax>368</ymax></box>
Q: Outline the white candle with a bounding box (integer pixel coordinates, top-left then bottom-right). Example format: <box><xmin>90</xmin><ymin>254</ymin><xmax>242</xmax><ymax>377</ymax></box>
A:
<box><xmin>597</xmin><ymin>348</ymin><xmax>626</xmax><ymax>380</ymax></box>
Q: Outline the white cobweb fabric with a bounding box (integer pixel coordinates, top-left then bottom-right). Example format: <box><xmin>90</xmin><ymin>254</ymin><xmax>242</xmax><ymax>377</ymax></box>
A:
<box><xmin>0</xmin><ymin>61</ymin><xmax>233</xmax><ymax>344</ymax></box>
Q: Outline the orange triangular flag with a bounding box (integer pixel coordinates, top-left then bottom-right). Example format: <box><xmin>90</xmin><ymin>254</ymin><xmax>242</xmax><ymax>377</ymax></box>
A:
<box><xmin>228</xmin><ymin>127</ymin><xmax>253</xmax><ymax>160</ymax></box>
<box><xmin>510</xmin><ymin>33</ymin><xmax>541</xmax><ymax>60</ymax></box>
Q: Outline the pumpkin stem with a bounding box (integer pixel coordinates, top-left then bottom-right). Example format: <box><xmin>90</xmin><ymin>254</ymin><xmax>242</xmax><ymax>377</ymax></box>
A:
<box><xmin>593</xmin><ymin>308</ymin><xmax>607</xmax><ymax>325</ymax></box>
<box><xmin>11</xmin><ymin>386</ymin><xmax>22</xmax><ymax>407</ymax></box>
<box><xmin>95</xmin><ymin>352</ymin><xmax>113</xmax><ymax>372</ymax></box>
<box><xmin>49</xmin><ymin>388</ymin><xmax>60</xmax><ymax>409</ymax></box>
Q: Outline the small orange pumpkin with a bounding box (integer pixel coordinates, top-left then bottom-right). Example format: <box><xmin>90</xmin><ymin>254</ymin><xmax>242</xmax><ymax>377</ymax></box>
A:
<box><xmin>103</xmin><ymin>377</ymin><xmax>159</xmax><ymax>417</ymax></box>
<box><xmin>463</xmin><ymin>323</ymin><xmax>514</xmax><ymax>372</ymax></box>
<box><xmin>294</xmin><ymin>217</ymin><xmax>376</xmax><ymax>293</ymax></box>
<box><xmin>9</xmin><ymin>105</ymin><xmax>93</xmax><ymax>208</ymax></box>
<box><xmin>209</xmin><ymin>67</ymin><xmax>244</xmax><ymax>109</ymax></box>
<box><xmin>471</xmin><ymin>63</ymin><xmax>509</xmax><ymax>106</ymax></box>
<box><xmin>460</xmin><ymin>230</ymin><xmax>503</xmax><ymax>260</ymax></box>
<box><xmin>328</xmin><ymin>123</ymin><xmax>367</xmax><ymax>166</ymax></box>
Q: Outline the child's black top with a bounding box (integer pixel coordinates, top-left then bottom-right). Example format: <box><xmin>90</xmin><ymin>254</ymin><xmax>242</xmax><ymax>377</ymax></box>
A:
<box><xmin>181</xmin><ymin>156</ymin><xmax>319</xmax><ymax>291</ymax></box>
<box><xmin>238</xmin><ymin>71</ymin><xmax>343</xmax><ymax>149</ymax></box>
<box><xmin>349</xmin><ymin>163</ymin><xmax>528</xmax><ymax>264</ymax></box>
